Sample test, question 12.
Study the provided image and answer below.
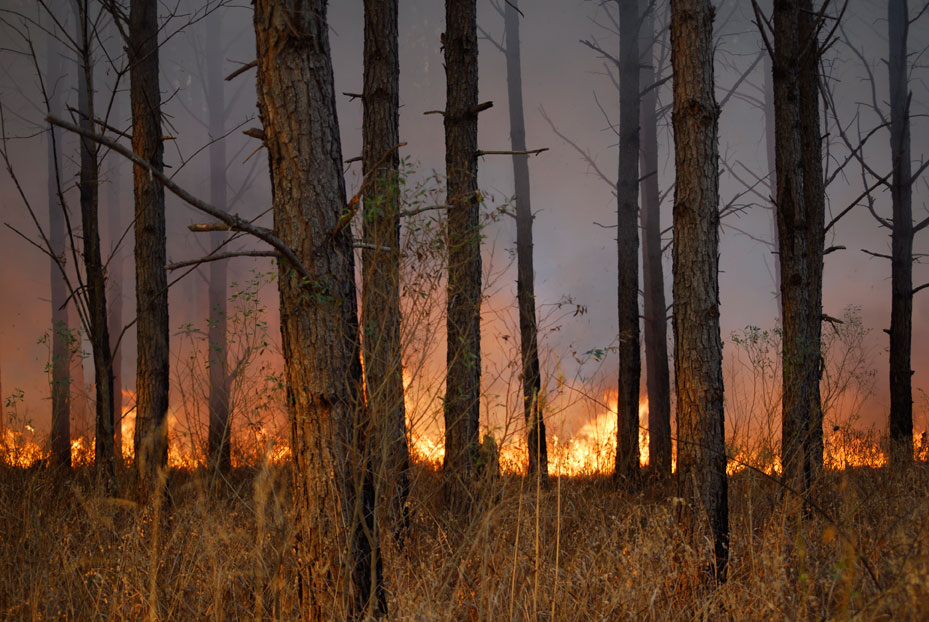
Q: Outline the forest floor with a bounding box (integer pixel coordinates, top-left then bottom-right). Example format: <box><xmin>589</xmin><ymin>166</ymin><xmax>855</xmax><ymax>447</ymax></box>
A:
<box><xmin>1</xmin><ymin>456</ymin><xmax>927</xmax><ymax>621</ymax></box>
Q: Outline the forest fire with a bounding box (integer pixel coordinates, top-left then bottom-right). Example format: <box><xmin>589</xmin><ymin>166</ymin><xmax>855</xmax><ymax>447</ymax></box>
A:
<box><xmin>0</xmin><ymin>394</ymin><xmax>913</xmax><ymax>474</ymax></box>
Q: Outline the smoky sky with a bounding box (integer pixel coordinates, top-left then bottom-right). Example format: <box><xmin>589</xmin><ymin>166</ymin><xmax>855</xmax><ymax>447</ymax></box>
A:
<box><xmin>1</xmin><ymin>0</ymin><xmax>927</xmax><ymax>443</ymax></box>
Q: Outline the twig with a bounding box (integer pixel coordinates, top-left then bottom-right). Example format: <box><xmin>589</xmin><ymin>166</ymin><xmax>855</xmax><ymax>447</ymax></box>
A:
<box><xmin>166</xmin><ymin>250</ymin><xmax>279</xmax><ymax>271</ymax></box>
<box><xmin>476</xmin><ymin>148</ymin><xmax>548</xmax><ymax>157</ymax></box>
<box><xmin>225</xmin><ymin>59</ymin><xmax>257</xmax><ymax>82</ymax></box>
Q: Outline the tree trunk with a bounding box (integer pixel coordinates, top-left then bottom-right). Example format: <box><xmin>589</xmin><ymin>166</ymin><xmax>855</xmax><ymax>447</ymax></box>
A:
<box><xmin>670</xmin><ymin>0</ymin><xmax>729</xmax><ymax>582</ymax></box>
<box><xmin>615</xmin><ymin>0</ymin><xmax>642</xmax><ymax>483</ymax></box>
<box><xmin>76</xmin><ymin>1</ymin><xmax>116</xmax><ymax>491</ymax></box>
<box><xmin>361</xmin><ymin>0</ymin><xmax>411</xmax><ymax>534</ymax></box>
<box><xmin>888</xmin><ymin>0</ymin><xmax>914</xmax><ymax>465</ymax></box>
<box><xmin>129</xmin><ymin>0</ymin><xmax>169</xmax><ymax>494</ymax></box>
<box><xmin>639</xmin><ymin>1</ymin><xmax>672</xmax><ymax>477</ymax></box>
<box><xmin>772</xmin><ymin>0</ymin><xmax>825</xmax><ymax>491</ymax></box>
<box><xmin>798</xmin><ymin>0</ymin><xmax>825</xmax><ymax>477</ymax></box>
<box><xmin>107</xmin><ymin>126</ymin><xmax>124</xmax><ymax>466</ymax></box>
<box><xmin>254</xmin><ymin>1</ymin><xmax>382</xmax><ymax>618</ymax></box>
<box><xmin>443</xmin><ymin>0</ymin><xmax>482</xmax><ymax>507</ymax></box>
<box><xmin>205</xmin><ymin>11</ymin><xmax>231</xmax><ymax>475</ymax></box>
<box><xmin>47</xmin><ymin>16</ymin><xmax>71</xmax><ymax>469</ymax></box>
<box><xmin>503</xmin><ymin>0</ymin><xmax>548</xmax><ymax>482</ymax></box>
<box><xmin>763</xmin><ymin>54</ymin><xmax>783</xmax><ymax>319</ymax></box>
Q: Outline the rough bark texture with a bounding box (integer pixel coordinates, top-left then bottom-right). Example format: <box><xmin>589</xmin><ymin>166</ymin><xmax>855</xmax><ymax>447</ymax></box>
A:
<box><xmin>772</xmin><ymin>0</ymin><xmax>825</xmax><ymax>491</ymax></box>
<box><xmin>443</xmin><ymin>0</ymin><xmax>482</xmax><ymax>508</ymax></box>
<box><xmin>888</xmin><ymin>0</ymin><xmax>914</xmax><ymax>465</ymax></box>
<box><xmin>47</xmin><ymin>19</ymin><xmax>71</xmax><ymax>469</ymax></box>
<box><xmin>639</xmin><ymin>1</ymin><xmax>672</xmax><ymax>477</ymax></box>
<box><xmin>504</xmin><ymin>0</ymin><xmax>548</xmax><ymax>482</ymax></box>
<box><xmin>254</xmin><ymin>1</ymin><xmax>381</xmax><ymax>618</ymax></box>
<box><xmin>205</xmin><ymin>12</ymin><xmax>231</xmax><ymax>475</ymax></box>
<box><xmin>129</xmin><ymin>0</ymin><xmax>169</xmax><ymax>493</ymax></box>
<box><xmin>670</xmin><ymin>0</ymin><xmax>729</xmax><ymax>582</ymax></box>
<box><xmin>362</xmin><ymin>0</ymin><xmax>411</xmax><ymax>532</ymax></box>
<box><xmin>615</xmin><ymin>0</ymin><xmax>642</xmax><ymax>483</ymax></box>
<box><xmin>77</xmin><ymin>2</ymin><xmax>116</xmax><ymax>490</ymax></box>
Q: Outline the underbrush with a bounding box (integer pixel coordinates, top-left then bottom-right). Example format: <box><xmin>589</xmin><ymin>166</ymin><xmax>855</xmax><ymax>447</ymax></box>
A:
<box><xmin>1</xmin><ymin>459</ymin><xmax>927</xmax><ymax>621</ymax></box>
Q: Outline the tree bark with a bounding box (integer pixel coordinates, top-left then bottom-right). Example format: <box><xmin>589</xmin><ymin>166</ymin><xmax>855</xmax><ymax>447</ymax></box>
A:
<box><xmin>888</xmin><ymin>0</ymin><xmax>914</xmax><ymax>465</ymax></box>
<box><xmin>361</xmin><ymin>0</ymin><xmax>411</xmax><ymax>533</ymax></box>
<box><xmin>205</xmin><ymin>10</ymin><xmax>232</xmax><ymax>475</ymax></box>
<box><xmin>47</xmin><ymin>14</ymin><xmax>71</xmax><ymax>469</ymax></box>
<box><xmin>504</xmin><ymin>0</ymin><xmax>548</xmax><ymax>482</ymax></box>
<box><xmin>129</xmin><ymin>0</ymin><xmax>169</xmax><ymax>494</ymax></box>
<box><xmin>443</xmin><ymin>0</ymin><xmax>482</xmax><ymax>508</ymax></box>
<box><xmin>76</xmin><ymin>1</ymin><xmax>116</xmax><ymax>490</ymax></box>
<box><xmin>670</xmin><ymin>0</ymin><xmax>729</xmax><ymax>582</ymax></box>
<box><xmin>615</xmin><ymin>0</ymin><xmax>642</xmax><ymax>483</ymax></box>
<box><xmin>771</xmin><ymin>0</ymin><xmax>825</xmax><ymax>490</ymax></box>
<box><xmin>639</xmin><ymin>0</ymin><xmax>672</xmax><ymax>477</ymax></box>
<box><xmin>254</xmin><ymin>1</ymin><xmax>381</xmax><ymax>618</ymax></box>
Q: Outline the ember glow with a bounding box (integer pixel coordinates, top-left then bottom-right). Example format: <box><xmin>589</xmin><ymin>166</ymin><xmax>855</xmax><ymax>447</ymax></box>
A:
<box><xmin>0</xmin><ymin>388</ymin><xmax>920</xmax><ymax>474</ymax></box>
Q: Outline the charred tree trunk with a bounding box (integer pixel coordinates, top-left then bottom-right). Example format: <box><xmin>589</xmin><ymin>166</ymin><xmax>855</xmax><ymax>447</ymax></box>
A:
<box><xmin>670</xmin><ymin>0</ymin><xmax>729</xmax><ymax>582</ymax></box>
<box><xmin>771</xmin><ymin>0</ymin><xmax>825</xmax><ymax>491</ymax></box>
<box><xmin>639</xmin><ymin>1</ymin><xmax>672</xmax><ymax>477</ymax></box>
<box><xmin>503</xmin><ymin>0</ymin><xmax>548</xmax><ymax>482</ymax></box>
<box><xmin>616</xmin><ymin>0</ymin><xmax>642</xmax><ymax>483</ymax></box>
<box><xmin>254</xmin><ymin>1</ymin><xmax>382</xmax><ymax>618</ymax></box>
<box><xmin>129</xmin><ymin>0</ymin><xmax>169</xmax><ymax>493</ymax></box>
<box><xmin>361</xmin><ymin>0</ymin><xmax>411</xmax><ymax>533</ymax></box>
<box><xmin>76</xmin><ymin>1</ymin><xmax>116</xmax><ymax>490</ymax></box>
<box><xmin>798</xmin><ymin>0</ymin><xmax>825</xmax><ymax>476</ymax></box>
<box><xmin>47</xmin><ymin>18</ymin><xmax>71</xmax><ymax>469</ymax></box>
<box><xmin>888</xmin><ymin>0</ymin><xmax>914</xmax><ymax>465</ymax></box>
<box><xmin>443</xmin><ymin>0</ymin><xmax>482</xmax><ymax>507</ymax></box>
<box><xmin>107</xmin><ymin>130</ymin><xmax>124</xmax><ymax>465</ymax></box>
<box><xmin>205</xmin><ymin>12</ymin><xmax>231</xmax><ymax>475</ymax></box>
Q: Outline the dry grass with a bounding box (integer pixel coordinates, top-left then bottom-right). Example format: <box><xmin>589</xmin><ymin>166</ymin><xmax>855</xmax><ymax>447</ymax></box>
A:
<box><xmin>1</xmin><ymin>457</ymin><xmax>928</xmax><ymax>621</ymax></box>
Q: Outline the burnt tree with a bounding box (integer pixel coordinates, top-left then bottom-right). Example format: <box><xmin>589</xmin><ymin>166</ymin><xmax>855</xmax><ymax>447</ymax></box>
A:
<box><xmin>254</xmin><ymin>0</ymin><xmax>382</xmax><ymax>617</ymax></box>
<box><xmin>887</xmin><ymin>0</ymin><xmax>915</xmax><ymax>465</ymax></box>
<box><xmin>127</xmin><ymin>0</ymin><xmax>170</xmax><ymax>492</ymax></box>
<box><xmin>361</xmin><ymin>0</ymin><xmax>411</xmax><ymax>528</ymax></box>
<box><xmin>46</xmin><ymin>13</ymin><xmax>71</xmax><ymax>469</ymax></box>
<box><xmin>639</xmin><ymin>0</ymin><xmax>672</xmax><ymax>477</ymax></box>
<box><xmin>76</xmin><ymin>0</ymin><xmax>116</xmax><ymax>490</ymax></box>
<box><xmin>502</xmin><ymin>0</ymin><xmax>548</xmax><ymax>481</ymax></box>
<box><xmin>670</xmin><ymin>0</ymin><xmax>729</xmax><ymax>581</ymax></box>
<box><xmin>767</xmin><ymin>0</ymin><xmax>826</xmax><ymax>490</ymax></box>
<box><xmin>204</xmin><ymin>10</ymin><xmax>232</xmax><ymax>475</ymax></box>
<box><xmin>443</xmin><ymin>0</ymin><xmax>482</xmax><ymax>506</ymax></box>
<box><xmin>615</xmin><ymin>0</ymin><xmax>642</xmax><ymax>483</ymax></box>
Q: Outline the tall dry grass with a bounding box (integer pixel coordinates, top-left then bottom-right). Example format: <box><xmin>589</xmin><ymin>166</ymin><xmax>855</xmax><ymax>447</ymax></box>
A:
<box><xmin>1</xmin><ymin>454</ymin><xmax>928</xmax><ymax>621</ymax></box>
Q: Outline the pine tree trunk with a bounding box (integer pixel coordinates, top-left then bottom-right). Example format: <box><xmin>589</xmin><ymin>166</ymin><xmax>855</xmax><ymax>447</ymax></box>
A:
<box><xmin>76</xmin><ymin>1</ymin><xmax>116</xmax><ymax>490</ymax></box>
<box><xmin>639</xmin><ymin>1</ymin><xmax>672</xmax><ymax>477</ymax></box>
<box><xmin>107</xmin><ymin>129</ymin><xmax>124</xmax><ymax>466</ymax></box>
<box><xmin>772</xmin><ymin>0</ymin><xmax>825</xmax><ymax>490</ymax></box>
<box><xmin>504</xmin><ymin>0</ymin><xmax>548</xmax><ymax>482</ymax></box>
<box><xmin>129</xmin><ymin>0</ymin><xmax>169</xmax><ymax>493</ymax></box>
<box><xmin>616</xmin><ymin>0</ymin><xmax>642</xmax><ymax>483</ymax></box>
<box><xmin>670</xmin><ymin>0</ymin><xmax>729</xmax><ymax>582</ymax></box>
<box><xmin>888</xmin><ymin>0</ymin><xmax>914</xmax><ymax>465</ymax></box>
<box><xmin>47</xmin><ymin>16</ymin><xmax>71</xmax><ymax>470</ymax></box>
<box><xmin>205</xmin><ymin>12</ymin><xmax>231</xmax><ymax>475</ymax></box>
<box><xmin>361</xmin><ymin>0</ymin><xmax>411</xmax><ymax>533</ymax></box>
<box><xmin>443</xmin><ymin>0</ymin><xmax>482</xmax><ymax>507</ymax></box>
<box><xmin>254</xmin><ymin>1</ymin><xmax>382</xmax><ymax>617</ymax></box>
